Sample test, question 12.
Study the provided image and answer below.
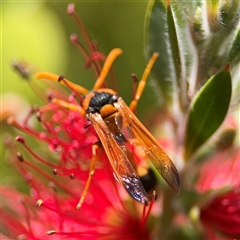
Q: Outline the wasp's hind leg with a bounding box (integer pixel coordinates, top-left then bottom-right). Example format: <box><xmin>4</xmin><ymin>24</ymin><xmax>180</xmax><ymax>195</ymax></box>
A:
<box><xmin>76</xmin><ymin>143</ymin><xmax>100</xmax><ymax>209</ymax></box>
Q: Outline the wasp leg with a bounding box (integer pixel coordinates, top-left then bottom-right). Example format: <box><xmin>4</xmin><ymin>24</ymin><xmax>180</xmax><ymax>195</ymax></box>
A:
<box><xmin>51</xmin><ymin>98</ymin><xmax>85</xmax><ymax>116</ymax></box>
<box><xmin>129</xmin><ymin>53</ymin><xmax>159</xmax><ymax>112</ymax></box>
<box><xmin>76</xmin><ymin>143</ymin><xmax>99</xmax><ymax>209</ymax></box>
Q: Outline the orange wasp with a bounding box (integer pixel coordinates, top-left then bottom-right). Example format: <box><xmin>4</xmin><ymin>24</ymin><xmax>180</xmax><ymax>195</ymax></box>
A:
<box><xmin>36</xmin><ymin>48</ymin><xmax>180</xmax><ymax>209</ymax></box>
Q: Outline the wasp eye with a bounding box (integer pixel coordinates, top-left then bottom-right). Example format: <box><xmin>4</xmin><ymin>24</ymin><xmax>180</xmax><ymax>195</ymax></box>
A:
<box><xmin>111</xmin><ymin>95</ymin><xmax>118</xmax><ymax>103</ymax></box>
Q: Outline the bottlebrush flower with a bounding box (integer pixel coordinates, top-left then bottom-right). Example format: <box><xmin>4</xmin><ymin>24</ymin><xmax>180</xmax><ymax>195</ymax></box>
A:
<box><xmin>196</xmin><ymin>118</ymin><xmax>240</xmax><ymax>239</ymax></box>
<box><xmin>200</xmin><ymin>186</ymin><xmax>240</xmax><ymax>239</ymax></box>
<box><xmin>2</xmin><ymin>101</ymin><xmax>153</xmax><ymax>240</ymax></box>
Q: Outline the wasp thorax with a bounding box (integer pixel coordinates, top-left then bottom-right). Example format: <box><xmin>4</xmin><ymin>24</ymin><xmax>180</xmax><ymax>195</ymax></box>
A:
<box><xmin>85</xmin><ymin>91</ymin><xmax>118</xmax><ymax>115</ymax></box>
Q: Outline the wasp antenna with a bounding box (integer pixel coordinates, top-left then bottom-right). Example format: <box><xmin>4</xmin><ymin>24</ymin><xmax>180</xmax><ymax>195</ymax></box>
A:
<box><xmin>36</xmin><ymin>71</ymin><xmax>89</xmax><ymax>95</ymax></box>
<box><xmin>93</xmin><ymin>48</ymin><xmax>123</xmax><ymax>90</ymax></box>
<box><xmin>76</xmin><ymin>143</ymin><xmax>98</xmax><ymax>210</ymax></box>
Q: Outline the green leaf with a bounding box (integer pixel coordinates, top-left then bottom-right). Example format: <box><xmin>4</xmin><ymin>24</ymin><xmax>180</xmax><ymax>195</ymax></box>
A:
<box><xmin>176</xmin><ymin>0</ymin><xmax>198</xmax><ymax>20</ymax></box>
<box><xmin>166</xmin><ymin>0</ymin><xmax>188</xmax><ymax>110</ymax></box>
<box><xmin>206</xmin><ymin>0</ymin><xmax>222</xmax><ymax>32</ymax></box>
<box><xmin>144</xmin><ymin>0</ymin><xmax>190</xmax><ymax>109</ymax></box>
<box><xmin>195</xmin><ymin>1</ymin><xmax>240</xmax><ymax>84</ymax></box>
<box><xmin>228</xmin><ymin>26</ymin><xmax>240</xmax><ymax>66</ymax></box>
<box><xmin>144</xmin><ymin>0</ymin><xmax>172</xmax><ymax>102</ymax></box>
<box><xmin>184</xmin><ymin>68</ymin><xmax>232</xmax><ymax>160</ymax></box>
<box><xmin>167</xmin><ymin>1</ymin><xmax>181</xmax><ymax>83</ymax></box>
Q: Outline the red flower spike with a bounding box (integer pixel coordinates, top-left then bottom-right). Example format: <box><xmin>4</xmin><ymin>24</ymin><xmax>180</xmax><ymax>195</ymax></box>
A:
<box><xmin>67</xmin><ymin>3</ymin><xmax>75</xmax><ymax>15</ymax></box>
<box><xmin>197</xmin><ymin>150</ymin><xmax>240</xmax><ymax>192</ymax></box>
<box><xmin>15</xmin><ymin>136</ymin><xmax>25</xmax><ymax>144</ymax></box>
<box><xmin>85</xmin><ymin>51</ymin><xmax>106</xmax><ymax>69</ymax></box>
<box><xmin>67</xmin><ymin>3</ymin><xmax>104</xmax><ymax>79</ymax></box>
<box><xmin>197</xmin><ymin>146</ymin><xmax>240</xmax><ymax>238</ymax></box>
<box><xmin>3</xmin><ymin>82</ymin><xmax>152</xmax><ymax>240</ymax></box>
<box><xmin>200</xmin><ymin>187</ymin><xmax>240</xmax><ymax>237</ymax></box>
<box><xmin>141</xmin><ymin>191</ymin><xmax>157</xmax><ymax>226</ymax></box>
<box><xmin>70</xmin><ymin>33</ymin><xmax>79</xmax><ymax>44</ymax></box>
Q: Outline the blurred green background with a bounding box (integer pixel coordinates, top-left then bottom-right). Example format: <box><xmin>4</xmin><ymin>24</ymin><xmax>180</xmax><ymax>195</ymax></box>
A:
<box><xmin>2</xmin><ymin>1</ymin><xmax>152</xmax><ymax>105</ymax></box>
<box><xmin>2</xmin><ymin>1</ymin><xmax>160</xmax><ymax>187</ymax></box>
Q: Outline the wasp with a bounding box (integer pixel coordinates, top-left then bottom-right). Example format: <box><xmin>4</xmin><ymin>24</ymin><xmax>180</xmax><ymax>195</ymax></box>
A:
<box><xmin>36</xmin><ymin>48</ymin><xmax>180</xmax><ymax>209</ymax></box>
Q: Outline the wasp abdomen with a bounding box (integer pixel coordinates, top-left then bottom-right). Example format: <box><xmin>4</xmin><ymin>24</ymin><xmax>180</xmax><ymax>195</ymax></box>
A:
<box><xmin>139</xmin><ymin>168</ymin><xmax>157</xmax><ymax>192</ymax></box>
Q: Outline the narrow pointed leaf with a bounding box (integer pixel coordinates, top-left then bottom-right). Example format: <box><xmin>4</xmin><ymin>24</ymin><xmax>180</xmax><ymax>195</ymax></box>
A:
<box><xmin>144</xmin><ymin>0</ymin><xmax>189</xmax><ymax>108</ymax></box>
<box><xmin>166</xmin><ymin>0</ymin><xmax>187</xmax><ymax>109</ymax></box>
<box><xmin>206</xmin><ymin>0</ymin><xmax>222</xmax><ymax>32</ymax></box>
<box><xmin>167</xmin><ymin>1</ymin><xmax>181</xmax><ymax>84</ymax></box>
<box><xmin>144</xmin><ymin>0</ymin><xmax>172</xmax><ymax>101</ymax></box>
<box><xmin>195</xmin><ymin>1</ymin><xmax>240</xmax><ymax>84</ymax></box>
<box><xmin>184</xmin><ymin>68</ymin><xmax>232</xmax><ymax>160</ymax></box>
<box><xmin>228</xmin><ymin>26</ymin><xmax>240</xmax><ymax>66</ymax></box>
<box><xmin>176</xmin><ymin>0</ymin><xmax>198</xmax><ymax>19</ymax></box>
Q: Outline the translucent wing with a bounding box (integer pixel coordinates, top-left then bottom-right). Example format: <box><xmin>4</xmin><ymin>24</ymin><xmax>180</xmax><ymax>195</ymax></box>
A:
<box><xmin>88</xmin><ymin>112</ymin><xmax>150</xmax><ymax>205</ymax></box>
<box><xmin>114</xmin><ymin>98</ymin><xmax>180</xmax><ymax>194</ymax></box>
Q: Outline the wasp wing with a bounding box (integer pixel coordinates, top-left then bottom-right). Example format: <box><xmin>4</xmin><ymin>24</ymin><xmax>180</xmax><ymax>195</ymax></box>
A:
<box><xmin>114</xmin><ymin>98</ymin><xmax>180</xmax><ymax>194</ymax></box>
<box><xmin>88</xmin><ymin>112</ymin><xmax>150</xmax><ymax>205</ymax></box>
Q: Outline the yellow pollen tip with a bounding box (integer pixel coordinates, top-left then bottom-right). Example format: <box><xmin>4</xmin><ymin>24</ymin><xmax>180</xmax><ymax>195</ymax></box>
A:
<box><xmin>35</xmin><ymin>71</ymin><xmax>59</xmax><ymax>81</ymax></box>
